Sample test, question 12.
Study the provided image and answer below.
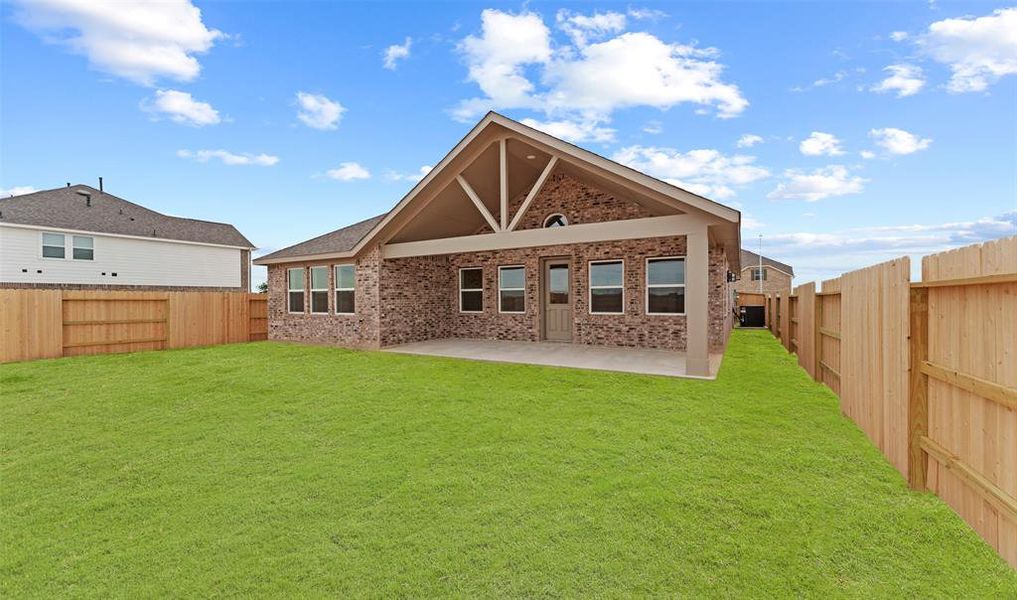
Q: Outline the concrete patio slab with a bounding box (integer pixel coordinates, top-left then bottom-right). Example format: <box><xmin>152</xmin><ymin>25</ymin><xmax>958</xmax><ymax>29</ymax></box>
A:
<box><xmin>383</xmin><ymin>339</ymin><xmax>724</xmax><ymax>379</ymax></box>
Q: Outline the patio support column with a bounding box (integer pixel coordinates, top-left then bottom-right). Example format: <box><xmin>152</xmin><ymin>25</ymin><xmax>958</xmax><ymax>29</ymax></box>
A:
<box><xmin>686</xmin><ymin>227</ymin><xmax>710</xmax><ymax>377</ymax></box>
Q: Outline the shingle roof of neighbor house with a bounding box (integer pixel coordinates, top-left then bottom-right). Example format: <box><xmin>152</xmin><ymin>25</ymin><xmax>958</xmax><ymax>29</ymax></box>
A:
<box><xmin>0</xmin><ymin>185</ymin><xmax>254</xmax><ymax>248</ymax></box>
<box><xmin>256</xmin><ymin>213</ymin><xmax>388</xmax><ymax>262</ymax></box>
<box><xmin>740</xmin><ymin>249</ymin><xmax>794</xmax><ymax>276</ymax></box>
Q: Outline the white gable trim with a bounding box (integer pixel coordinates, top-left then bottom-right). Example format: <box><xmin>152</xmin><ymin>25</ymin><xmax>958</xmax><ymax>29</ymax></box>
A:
<box><xmin>740</xmin><ymin>264</ymin><xmax>793</xmax><ymax>278</ymax></box>
<box><xmin>342</xmin><ymin>112</ymin><xmax>739</xmax><ymax>258</ymax></box>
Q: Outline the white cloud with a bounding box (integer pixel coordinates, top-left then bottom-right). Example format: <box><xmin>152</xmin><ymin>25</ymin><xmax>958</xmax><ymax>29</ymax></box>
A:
<box><xmin>736</xmin><ymin>134</ymin><xmax>763</xmax><ymax>148</ymax></box>
<box><xmin>742</xmin><ymin>214</ymin><xmax>766</xmax><ymax>230</ymax></box>
<box><xmin>890</xmin><ymin>31</ymin><xmax>910</xmax><ymax>42</ymax></box>
<box><xmin>767</xmin><ymin>165</ymin><xmax>866</xmax><ymax>201</ymax></box>
<box><xmin>613</xmin><ymin>145</ymin><xmax>770</xmax><ymax>200</ymax></box>
<box><xmin>12</xmin><ymin>0</ymin><xmax>223</xmax><ymax>86</ymax></box>
<box><xmin>813</xmin><ymin>69</ymin><xmax>847</xmax><ymax>87</ymax></box>
<box><xmin>919</xmin><ymin>8</ymin><xmax>1017</xmax><ymax>92</ymax></box>
<box><xmin>799</xmin><ymin>132</ymin><xmax>845</xmax><ymax>156</ymax></box>
<box><xmin>642</xmin><ymin>120</ymin><xmax>663</xmax><ymax>134</ymax></box>
<box><xmin>763</xmin><ymin>211</ymin><xmax>1016</xmax><ymax>281</ymax></box>
<box><xmin>383</xmin><ymin>37</ymin><xmax>412</xmax><ymax>70</ymax></box>
<box><xmin>0</xmin><ymin>185</ymin><xmax>37</xmax><ymax>197</ymax></box>
<box><xmin>627</xmin><ymin>8</ymin><xmax>668</xmax><ymax>21</ymax></box>
<box><xmin>296</xmin><ymin>92</ymin><xmax>345</xmax><ymax>130</ymax></box>
<box><xmin>141</xmin><ymin>89</ymin><xmax>220</xmax><ymax>126</ymax></box>
<box><xmin>869</xmin><ymin>127</ymin><xmax>932</xmax><ymax>154</ymax></box>
<box><xmin>453</xmin><ymin>9</ymin><xmax>747</xmax><ymax>123</ymax></box>
<box><xmin>326</xmin><ymin>162</ymin><xmax>371</xmax><ymax>181</ymax></box>
<box><xmin>387</xmin><ymin>165</ymin><xmax>433</xmax><ymax>182</ymax></box>
<box><xmin>521</xmin><ymin>116</ymin><xmax>615</xmax><ymax>143</ymax></box>
<box><xmin>454</xmin><ymin>10</ymin><xmax>552</xmax><ymax>118</ymax></box>
<box><xmin>556</xmin><ymin>9</ymin><xmax>627</xmax><ymax>46</ymax></box>
<box><xmin>860</xmin><ymin>150</ymin><xmax>877</xmax><ymax>160</ymax></box>
<box><xmin>870</xmin><ymin>64</ymin><xmax>925</xmax><ymax>97</ymax></box>
<box><xmin>176</xmin><ymin>149</ymin><xmax>278</xmax><ymax>166</ymax></box>
<box><xmin>543</xmin><ymin>32</ymin><xmax>748</xmax><ymax>119</ymax></box>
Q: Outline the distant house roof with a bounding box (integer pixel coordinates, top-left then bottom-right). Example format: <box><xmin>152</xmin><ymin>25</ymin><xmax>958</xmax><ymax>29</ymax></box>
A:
<box><xmin>0</xmin><ymin>185</ymin><xmax>254</xmax><ymax>248</ymax></box>
<box><xmin>740</xmin><ymin>249</ymin><xmax>794</xmax><ymax>276</ymax></box>
<box><xmin>256</xmin><ymin>213</ymin><xmax>387</xmax><ymax>262</ymax></box>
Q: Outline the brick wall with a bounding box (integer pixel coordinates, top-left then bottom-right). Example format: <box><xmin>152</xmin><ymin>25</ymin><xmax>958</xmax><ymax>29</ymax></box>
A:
<box><xmin>266</xmin><ymin>247</ymin><xmax>381</xmax><ymax>348</ymax></box>
<box><xmin>734</xmin><ymin>266</ymin><xmax>792</xmax><ymax>295</ymax></box>
<box><xmin>477</xmin><ymin>169</ymin><xmax>661</xmax><ymax>234</ymax></box>
<box><xmin>379</xmin><ymin>255</ymin><xmax>454</xmax><ymax>346</ymax></box>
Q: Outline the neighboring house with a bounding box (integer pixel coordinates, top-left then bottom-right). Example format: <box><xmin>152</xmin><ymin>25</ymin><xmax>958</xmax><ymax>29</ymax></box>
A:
<box><xmin>735</xmin><ymin>249</ymin><xmax>794</xmax><ymax>295</ymax></box>
<box><xmin>254</xmin><ymin>112</ymin><xmax>741</xmax><ymax>376</ymax></box>
<box><xmin>0</xmin><ymin>184</ymin><xmax>254</xmax><ymax>291</ymax></box>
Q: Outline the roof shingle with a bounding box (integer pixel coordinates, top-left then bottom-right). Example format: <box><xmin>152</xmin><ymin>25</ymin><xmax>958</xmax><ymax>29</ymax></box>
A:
<box><xmin>255</xmin><ymin>213</ymin><xmax>388</xmax><ymax>262</ymax></box>
<box><xmin>0</xmin><ymin>185</ymin><xmax>253</xmax><ymax>248</ymax></box>
<box><xmin>740</xmin><ymin>249</ymin><xmax>794</xmax><ymax>276</ymax></box>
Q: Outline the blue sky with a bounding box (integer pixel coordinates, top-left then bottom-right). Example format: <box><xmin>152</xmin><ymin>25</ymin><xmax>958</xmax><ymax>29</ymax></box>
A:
<box><xmin>2</xmin><ymin>1</ymin><xmax>1015</xmax><ymax>288</ymax></box>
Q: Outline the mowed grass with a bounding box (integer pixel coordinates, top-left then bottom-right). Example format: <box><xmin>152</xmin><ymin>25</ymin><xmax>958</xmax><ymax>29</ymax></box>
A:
<box><xmin>2</xmin><ymin>331</ymin><xmax>1014</xmax><ymax>597</ymax></box>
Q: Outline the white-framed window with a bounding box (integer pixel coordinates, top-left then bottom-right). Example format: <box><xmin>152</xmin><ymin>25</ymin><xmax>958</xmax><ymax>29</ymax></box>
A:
<box><xmin>287</xmin><ymin>267</ymin><xmax>305</xmax><ymax>314</ymax></box>
<box><xmin>543</xmin><ymin>213</ymin><xmax>568</xmax><ymax>228</ymax></box>
<box><xmin>646</xmin><ymin>257</ymin><xmax>686</xmax><ymax>315</ymax></box>
<box><xmin>498</xmin><ymin>265</ymin><xmax>525</xmax><ymax>313</ymax></box>
<box><xmin>589</xmin><ymin>260</ymin><xmax>624</xmax><ymax>314</ymax></box>
<box><xmin>334</xmin><ymin>264</ymin><xmax>355</xmax><ymax>314</ymax></box>
<box><xmin>310</xmin><ymin>266</ymin><xmax>328</xmax><ymax>314</ymax></box>
<box><xmin>750</xmin><ymin>267</ymin><xmax>767</xmax><ymax>281</ymax></box>
<box><xmin>459</xmin><ymin>267</ymin><xmax>483</xmax><ymax>313</ymax></box>
<box><xmin>72</xmin><ymin>236</ymin><xmax>94</xmax><ymax>260</ymax></box>
<box><xmin>41</xmin><ymin>232</ymin><xmax>65</xmax><ymax>259</ymax></box>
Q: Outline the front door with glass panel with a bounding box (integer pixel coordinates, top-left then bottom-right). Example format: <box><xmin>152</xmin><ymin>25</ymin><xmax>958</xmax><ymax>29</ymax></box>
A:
<box><xmin>543</xmin><ymin>259</ymin><xmax>572</xmax><ymax>342</ymax></box>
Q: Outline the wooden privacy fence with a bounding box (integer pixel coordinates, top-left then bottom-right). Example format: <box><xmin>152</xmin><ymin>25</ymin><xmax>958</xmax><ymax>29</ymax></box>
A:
<box><xmin>0</xmin><ymin>290</ymin><xmax>269</xmax><ymax>363</ymax></box>
<box><xmin>764</xmin><ymin>235</ymin><xmax>1017</xmax><ymax>568</ymax></box>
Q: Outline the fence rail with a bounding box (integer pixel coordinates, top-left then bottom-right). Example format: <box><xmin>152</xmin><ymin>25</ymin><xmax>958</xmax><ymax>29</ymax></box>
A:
<box><xmin>764</xmin><ymin>235</ymin><xmax>1017</xmax><ymax>569</ymax></box>
<box><xmin>0</xmin><ymin>290</ymin><xmax>268</xmax><ymax>363</ymax></box>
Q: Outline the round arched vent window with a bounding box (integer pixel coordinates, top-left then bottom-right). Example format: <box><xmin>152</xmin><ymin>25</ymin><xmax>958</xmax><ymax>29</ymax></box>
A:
<box><xmin>543</xmin><ymin>213</ymin><xmax>568</xmax><ymax>228</ymax></box>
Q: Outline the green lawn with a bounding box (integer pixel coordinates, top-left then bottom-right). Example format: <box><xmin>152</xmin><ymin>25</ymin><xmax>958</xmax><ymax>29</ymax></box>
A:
<box><xmin>2</xmin><ymin>331</ymin><xmax>1014</xmax><ymax>597</ymax></box>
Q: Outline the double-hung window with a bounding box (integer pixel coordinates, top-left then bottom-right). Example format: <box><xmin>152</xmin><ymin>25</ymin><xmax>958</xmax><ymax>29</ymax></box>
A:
<box><xmin>646</xmin><ymin>257</ymin><xmax>685</xmax><ymax>314</ymax></box>
<box><xmin>334</xmin><ymin>265</ymin><xmax>355</xmax><ymax>314</ymax></box>
<box><xmin>42</xmin><ymin>233</ymin><xmax>65</xmax><ymax>258</ymax></box>
<box><xmin>310</xmin><ymin>266</ymin><xmax>328</xmax><ymax>314</ymax></box>
<box><xmin>498</xmin><ymin>266</ymin><xmax>525</xmax><ymax>313</ymax></box>
<box><xmin>72</xmin><ymin>236</ymin><xmax>94</xmax><ymax>260</ymax></box>
<box><xmin>459</xmin><ymin>267</ymin><xmax>483</xmax><ymax>312</ymax></box>
<box><xmin>589</xmin><ymin>260</ymin><xmax>624</xmax><ymax>314</ymax></box>
<box><xmin>750</xmin><ymin>267</ymin><xmax>766</xmax><ymax>281</ymax></box>
<box><xmin>287</xmin><ymin>268</ymin><xmax>305</xmax><ymax>313</ymax></box>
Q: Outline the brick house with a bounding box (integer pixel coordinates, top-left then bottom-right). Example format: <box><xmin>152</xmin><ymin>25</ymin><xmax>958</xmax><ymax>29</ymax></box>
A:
<box><xmin>734</xmin><ymin>249</ymin><xmax>794</xmax><ymax>296</ymax></box>
<box><xmin>255</xmin><ymin>113</ymin><xmax>741</xmax><ymax>376</ymax></box>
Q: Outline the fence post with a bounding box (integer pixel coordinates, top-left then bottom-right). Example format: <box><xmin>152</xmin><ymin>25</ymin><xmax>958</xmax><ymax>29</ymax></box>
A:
<box><xmin>813</xmin><ymin>292</ymin><xmax>823</xmax><ymax>382</ymax></box>
<box><xmin>908</xmin><ymin>286</ymin><xmax>929</xmax><ymax>490</ymax></box>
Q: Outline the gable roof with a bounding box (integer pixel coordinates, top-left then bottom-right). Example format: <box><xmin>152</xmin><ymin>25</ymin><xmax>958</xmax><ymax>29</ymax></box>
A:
<box><xmin>0</xmin><ymin>185</ymin><xmax>254</xmax><ymax>248</ymax></box>
<box><xmin>255</xmin><ymin>111</ymin><xmax>740</xmax><ymax>265</ymax></box>
<box><xmin>257</xmin><ymin>213</ymin><xmax>387</xmax><ymax>262</ymax></box>
<box><xmin>740</xmin><ymin>249</ymin><xmax>794</xmax><ymax>276</ymax></box>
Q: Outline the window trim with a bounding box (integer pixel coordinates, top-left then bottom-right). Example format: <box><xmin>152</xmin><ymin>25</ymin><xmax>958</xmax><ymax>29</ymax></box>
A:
<box><xmin>40</xmin><ymin>231</ymin><xmax>66</xmax><ymax>260</ymax></box>
<box><xmin>458</xmin><ymin>267</ymin><xmax>484</xmax><ymax>313</ymax></box>
<box><xmin>309</xmin><ymin>265</ymin><xmax>329</xmax><ymax>315</ymax></box>
<box><xmin>645</xmin><ymin>256</ymin><xmax>687</xmax><ymax>316</ymax></box>
<box><xmin>750</xmin><ymin>266</ymin><xmax>767</xmax><ymax>281</ymax></box>
<box><xmin>497</xmin><ymin>265</ymin><xmax>526</xmax><ymax>314</ymax></box>
<box><xmin>71</xmin><ymin>235</ymin><xmax>94</xmax><ymax>261</ymax></box>
<box><xmin>287</xmin><ymin>267</ymin><xmax>306</xmax><ymax>314</ymax></box>
<box><xmin>542</xmin><ymin>213</ymin><xmax>569</xmax><ymax>228</ymax></box>
<box><xmin>333</xmin><ymin>264</ymin><xmax>356</xmax><ymax>315</ymax></box>
<box><xmin>588</xmin><ymin>259</ymin><xmax>625</xmax><ymax>315</ymax></box>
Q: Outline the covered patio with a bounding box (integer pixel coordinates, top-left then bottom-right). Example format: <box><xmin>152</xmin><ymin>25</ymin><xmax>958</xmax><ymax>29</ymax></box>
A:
<box><xmin>383</xmin><ymin>338</ymin><xmax>725</xmax><ymax>379</ymax></box>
